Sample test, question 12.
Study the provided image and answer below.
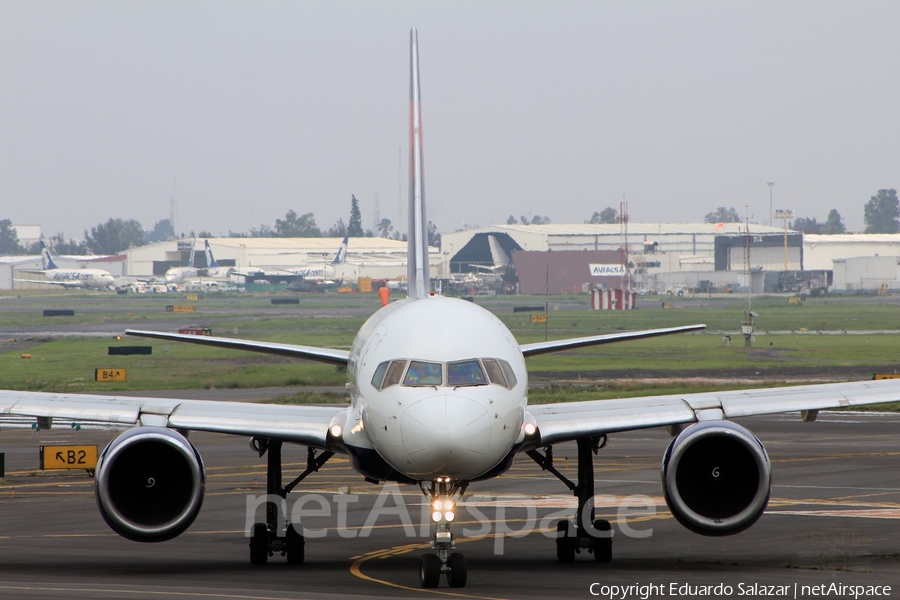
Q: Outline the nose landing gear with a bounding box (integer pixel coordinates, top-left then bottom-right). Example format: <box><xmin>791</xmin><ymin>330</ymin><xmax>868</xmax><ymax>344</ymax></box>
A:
<box><xmin>419</xmin><ymin>477</ymin><xmax>468</xmax><ymax>588</ymax></box>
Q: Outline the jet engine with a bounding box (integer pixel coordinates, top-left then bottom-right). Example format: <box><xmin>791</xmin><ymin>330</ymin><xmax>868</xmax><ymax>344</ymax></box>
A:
<box><xmin>95</xmin><ymin>427</ymin><xmax>205</xmax><ymax>542</ymax></box>
<box><xmin>661</xmin><ymin>420</ymin><xmax>771</xmax><ymax>536</ymax></box>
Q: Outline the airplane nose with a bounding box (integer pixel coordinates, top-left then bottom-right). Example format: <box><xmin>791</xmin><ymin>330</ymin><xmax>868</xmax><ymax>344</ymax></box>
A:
<box><xmin>401</xmin><ymin>395</ymin><xmax>491</xmax><ymax>477</ymax></box>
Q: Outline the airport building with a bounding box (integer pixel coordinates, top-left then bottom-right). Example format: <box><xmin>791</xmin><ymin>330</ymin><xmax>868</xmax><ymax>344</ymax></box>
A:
<box><xmin>124</xmin><ymin>237</ymin><xmax>439</xmax><ymax>281</ymax></box>
<box><xmin>441</xmin><ymin>223</ymin><xmax>802</xmax><ymax>294</ymax></box>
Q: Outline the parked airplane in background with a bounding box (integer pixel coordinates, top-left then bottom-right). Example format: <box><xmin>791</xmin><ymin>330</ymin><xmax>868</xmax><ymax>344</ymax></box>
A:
<box><xmin>3</xmin><ymin>28</ymin><xmax>900</xmax><ymax>591</ymax></box>
<box><xmin>278</xmin><ymin>235</ymin><xmax>348</xmax><ymax>279</ymax></box>
<box><xmin>16</xmin><ymin>240</ymin><xmax>115</xmax><ymax>289</ymax></box>
<box><xmin>163</xmin><ymin>239</ymin><xmax>198</xmax><ymax>283</ymax></box>
<box><xmin>203</xmin><ymin>239</ymin><xmax>236</xmax><ymax>279</ymax></box>
<box><xmin>165</xmin><ymin>239</ymin><xmax>235</xmax><ymax>284</ymax></box>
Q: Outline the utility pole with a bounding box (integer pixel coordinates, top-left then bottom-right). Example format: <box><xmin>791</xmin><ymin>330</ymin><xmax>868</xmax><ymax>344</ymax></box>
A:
<box><xmin>774</xmin><ymin>209</ymin><xmax>793</xmax><ymax>270</ymax></box>
<box><xmin>767</xmin><ymin>182</ymin><xmax>775</xmax><ymax>227</ymax></box>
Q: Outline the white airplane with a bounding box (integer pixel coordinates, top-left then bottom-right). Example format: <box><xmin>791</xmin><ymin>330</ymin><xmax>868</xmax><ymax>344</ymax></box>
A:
<box><xmin>202</xmin><ymin>239</ymin><xmax>236</xmax><ymax>279</ymax></box>
<box><xmin>3</xmin><ymin>28</ymin><xmax>900</xmax><ymax>590</ymax></box>
<box><xmin>275</xmin><ymin>235</ymin><xmax>348</xmax><ymax>279</ymax></box>
<box><xmin>163</xmin><ymin>239</ymin><xmax>199</xmax><ymax>283</ymax></box>
<box><xmin>165</xmin><ymin>239</ymin><xmax>235</xmax><ymax>283</ymax></box>
<box><xmin>16</xmin><ymin>240</ymin><xmax>115</xmax><ymax>290</ymax></box>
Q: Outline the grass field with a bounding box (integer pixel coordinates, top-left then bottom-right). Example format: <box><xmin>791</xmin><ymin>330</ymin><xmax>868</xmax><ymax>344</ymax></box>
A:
<box><xmin>2</xmin><ymin>291</ymin><xmax>899</xmax><ymax>408</ymax></box>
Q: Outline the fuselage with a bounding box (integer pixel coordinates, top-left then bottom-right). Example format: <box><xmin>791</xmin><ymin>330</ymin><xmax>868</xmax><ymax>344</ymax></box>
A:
<box><xmin>339</xmin><ymin>295</ymin><xmax>528</xmax><ymax>483</ymax></box>
<box><xmin>46</xmin><ymin>268</ymin><xmax>115</xmax><ymax>289</ymax></box>
<box><xmin>164</xmin><ymin>267</ymin><xmax>199</xmax><ymax>283</ymax></box>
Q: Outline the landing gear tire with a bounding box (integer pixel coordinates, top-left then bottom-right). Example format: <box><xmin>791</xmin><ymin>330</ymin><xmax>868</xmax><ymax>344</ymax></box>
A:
<box><xmin>446</xmin><ymin>552</ymin><xmax>467</xmax><ymax>588</ymax></box>
<box><xmin>249</xmin><ymin>523</ymin><xmax>268</xmax><ymax>565</ymax></box>
<box><xmin>285</xmin><ymin>523</ymin><xmax>305</xmax><ymax>565</ymax></box>
<box><xmin>555</xmin><ymin>520</ymin><xmax>576</xmax><ymax>563</ymax></box>
<box><xmin>420</xmin><ymin>554</ymin><xmax>441</xmax><ymax>588</ymax></box>
<box><xmin>591</xmin><ymin>519</ymin><xmax>612</xmax><ymax>563</ymax></box>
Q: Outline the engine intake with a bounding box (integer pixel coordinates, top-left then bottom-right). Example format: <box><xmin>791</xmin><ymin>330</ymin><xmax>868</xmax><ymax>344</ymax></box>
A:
<box><xmin>661</xmin><ymin>420</ymin><xmax>771</xmax><ymax>536</ymax></box>
<box><xmin>95</xmin><ymin>427</ymin><xmax>205</xmax><ymax>542</ymax></box>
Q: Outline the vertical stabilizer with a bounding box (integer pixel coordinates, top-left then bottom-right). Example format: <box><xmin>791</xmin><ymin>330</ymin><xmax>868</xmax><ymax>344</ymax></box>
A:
<box><xmin>407</xmin><ymin>27</ymin><xmax>429</xmax><ymax>299</ymax></box>
<box><xmin>332</xmin><ymin>236</ymin><xmax>349</xmax><ymax>265</ymax></box>
<box><xmin>204</xmin><ymin>240</ymin><xmax>219</xmax><ymax>268</ymax></box>
<box><xmin>40</xmin><ymin>240</ymin><xmax>58</xmax><ymax>270</ymax></box>
<box><xmin>188</xmin><ymin>239</ymin><xmax>196</xmax><ymax>268</ymax></box>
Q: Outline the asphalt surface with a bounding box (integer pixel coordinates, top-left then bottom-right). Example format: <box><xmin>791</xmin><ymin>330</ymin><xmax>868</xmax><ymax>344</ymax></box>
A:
<box><xmin>0</xmin><ymin>411</ymin><xmax>897</xmax><ymax>599</ymax></box>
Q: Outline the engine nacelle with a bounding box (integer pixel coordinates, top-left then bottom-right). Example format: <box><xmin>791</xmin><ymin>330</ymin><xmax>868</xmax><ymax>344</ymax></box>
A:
<box><xmin>661</xmin><ymin>420</ymin><xmax>771</xmax><ymax>536</ymax></box>
<box><xmin>95</xmin><ymin>427</ymin><xmax>205</xmax><ymax>542</ymax></box>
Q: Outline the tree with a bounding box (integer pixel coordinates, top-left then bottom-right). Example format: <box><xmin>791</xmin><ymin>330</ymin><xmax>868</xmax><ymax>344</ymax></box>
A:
<box><xmin>864</xmin><ymin>189</ymin><xmax>900</xmax><ymax>234</ymax></box>
<box><xmin>822</xmin><ymin>209</ymin><xmax>846</xmax><ymax>234</ymax></box>
<box><xmin>46</xmin><ymin>233</ymin><xmax>87</xmax><ymax>255</ymax></box>
<box><xmin>0</xmin><ymin>219</ymin><xmax>21</xmax><ymax>255</ymax></box>
<box><xmin>85</xmin><ymin>218</ymin><xmax>145</xmax><ymax>254</ymax></box>
<box><xmin>326</xmin><ymin>218</ymin><xmax>348</xmax><ymax>238</ymax></box>
<box><xmin>506</xmin><ymin>215</ymin><xmax>517</xmax><ymax>225</ymax></box>
<box><xmin>704</xmin><ymin>207</ymin><xmax>742</xmax><ymax>224</ymax></box>
<box><xmin>427</xmin><ymin>221</ymin><xmax>441</xmax><ymax>247</ymax></box>
<box><xmin>790</xmin><ymin>217</ymin><xmax>821</xmax><ymax>234</ymax></box>
<box><xmin>247</xmin><ymin>224</ymin><xmax>275</xmax><ymax>238</ymax></box>
<box><xmin>274</xmin><ymin>210</ymin><xmax>321</xmax><ymax>237</ymax></box>
<box><xmin>348</xmin><ymin>195</ymin><xmax>364</xmax><ymax>237</ymax></box>
<box><xmin>144</xmin><ymin>219</ymin><xmax>175</xmax><ymax>244</ymax></box>
<box><xmin>520</xmin><ymin>214</ymin><xmax>551</xmax><ymax>225</ymax></box>
<box><xmin>588</xmin><ymin>207</ymin><xmax>618</xmax><ymax>224</ymax></box>
<box><xmin>377</xmin><ymin>218</ymin><xmax>394</xmax><ymax>238</ymax></box>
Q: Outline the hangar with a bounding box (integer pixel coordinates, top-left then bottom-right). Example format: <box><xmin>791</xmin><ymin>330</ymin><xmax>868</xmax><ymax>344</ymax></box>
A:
<box><xmin>124</xmin><ymin>237</ymin><xmax>439</xmax><ymax>281</ymax></box>
<box><xmin>441</xmin><ymin>223</ymin><xmax>799</xmax><ymax>293</ymax></box>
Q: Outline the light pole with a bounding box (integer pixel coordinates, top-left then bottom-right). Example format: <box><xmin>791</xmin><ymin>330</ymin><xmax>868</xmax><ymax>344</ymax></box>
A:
<box><xmin>767</xmin><ymin>182</ymin><xmax>775</xmax><ymax>227</ymax></box>
<box><xmin>774</xmin><ymin>209</ymin><xmax>793</xmax><ymax>270</ymax></box>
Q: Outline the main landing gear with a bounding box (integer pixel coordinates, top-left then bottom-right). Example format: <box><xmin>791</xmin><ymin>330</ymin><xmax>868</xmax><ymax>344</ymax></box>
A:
<box><xmin>527</xmin><ymin>436</ymin><xmax>612</xmax><ymax>563</ymax></box>
<box><xmin>419</xmin><ymin>478</ymin><xmax>468</xmax><ymax>588</ymax></box>
<box><xmin>248</xmin><ymin>438</ymin><xmax>333</xmax><ymax>565</ymax></box>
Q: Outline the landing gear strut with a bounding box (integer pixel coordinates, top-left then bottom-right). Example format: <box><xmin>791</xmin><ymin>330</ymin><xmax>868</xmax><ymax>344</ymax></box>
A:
<box><xmin>248</xmin><ymin>438</ymin><xmax>333</xmax><ymax>565</ymax></box>
<box><xmin>419</xmin><ymin>478</ymin><xmax>468</xmax><ymax>588</ymax></box>
<box><xmin>527</xmin><ymin>436</ymin><xmax>612</xmax><ymax>563</ymax></box>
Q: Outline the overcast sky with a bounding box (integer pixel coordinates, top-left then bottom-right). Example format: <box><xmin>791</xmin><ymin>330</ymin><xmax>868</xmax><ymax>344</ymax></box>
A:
<box><xmin>3</xmin><ymin>1</ymin><xmax>898</xmax><ymax>239</ymax></box>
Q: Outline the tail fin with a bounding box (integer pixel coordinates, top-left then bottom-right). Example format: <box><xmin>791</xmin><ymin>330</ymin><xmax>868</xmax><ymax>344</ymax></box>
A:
<box><xmin>188</xmin><ymin>238</ymin><xmax>196</xmax><ymax>268</ymax></box>
<box><xmin>407</xmin><ymin>26</ymin><xmax>429</xmax><ymax>299</ymax></box>
<box><xmin>487</xmin><ymin>235</ymin><xmax>511</xmax><ymax>270</ymax></box>
<box><xmin>40</xmin><ymin>240</ymin><xmax>58</xmax><ymax>270</ymax></box>
<box><xmin>204</xmin><ymin>239</ymin><xmax>219</xmax><ymax>268</ymax></box>
<box><xmin>331</xmin><ymin>236</ymin><xmax>349</xmax><ymax>265</ymax></box>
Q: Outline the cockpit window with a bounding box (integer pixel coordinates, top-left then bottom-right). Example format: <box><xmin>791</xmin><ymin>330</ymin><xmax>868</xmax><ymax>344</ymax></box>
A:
<box><xmin>372</xmin><ymin>357</ymin><xmax>516</xmax><ymax>391</ymax></box>
<box><xmin>371</xmin><ymin>361</ymin><xmax>389</xmax><ymax>390</ymax></box>
<box><xmin>481</xmin><ymin>359</ymin><xmax>506</xmax><ymax>387</ymax></box>
<box><xmin>448</xmin><ymin>360</ymin><xmax>488</xmax><ymax>386</ymax></box>
<box><xmin>403</xmin><ymin>361</ymin><xmax>443</xmax><ymax>386</ymax></box>
<box><xmin>499</xmin><ymin>359</ymin><xmax>518</xmax><ymax>389</ymax></box>
<box><xmin>380</xmin><ymin>360</ymin><xmax>407</xmax><ymax>389</ymax></box>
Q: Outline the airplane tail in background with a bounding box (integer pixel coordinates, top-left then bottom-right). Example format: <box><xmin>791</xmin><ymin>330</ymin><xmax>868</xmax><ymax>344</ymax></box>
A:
<box><xmin>331</xmin><ymin>236</ymin><xmax>349</xmax><ymax>265</ymax></box>
<box><xmin>40</xmin><ymin>240</ymin><xmax>59</xmax><ymax>270</ymax></box>
<box><xmin>487</xmin><ymin>235</ymin><xmax>511</xmax><ymax>271</ymax></box>
<box><xmin>204</xmin><ymin>240</ymin><xmax>219</xmax><ymax>268</ymax></box>
<box><xmin>407</xmin><ymin>26</ymin><xmax>429</xmax><ymax>300</ymax></box>
<box><xmin>188</xmin><ymin>239</ymin><xmax>196</xmax><ymax>268</ymax></box>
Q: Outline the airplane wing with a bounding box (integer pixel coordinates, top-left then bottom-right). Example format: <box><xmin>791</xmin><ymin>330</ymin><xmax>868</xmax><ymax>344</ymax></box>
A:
<box><xmin>528</xmin><ymin>378</ymin><xmax>900</xmax><ymax>446</ymax></box>
<box><xmin>519</xmin><ymin>324</ymin><xmax>706</xmax><ymax>357</ymax></box>
<box><xmin>0</xmin><ymin>390</ymin><xmax>346</xmax><ymax>447</ymax></box>
<box><xmin>14</xmin><ymin>278</ymin><xmax>82</xmax><ymax>289</ymax></box>
<box><xmin>125</xmin><ymin>329</ymin><xmax>350</xmax><ymax>366</ymax></box>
